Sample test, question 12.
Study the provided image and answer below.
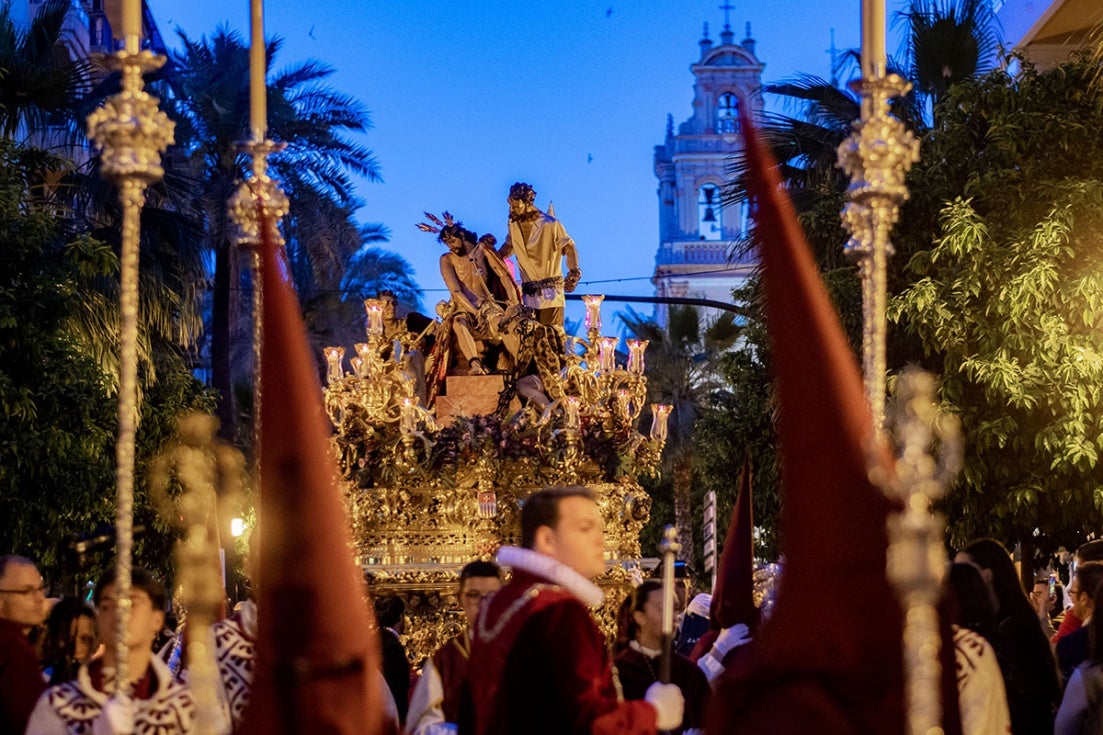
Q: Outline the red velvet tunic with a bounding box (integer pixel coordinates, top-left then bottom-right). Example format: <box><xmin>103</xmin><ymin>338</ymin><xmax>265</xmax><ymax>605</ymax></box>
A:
<box><xmin>462</xmin><ymin>569</ymin><xmax>657</xmax><ymax>735</ymax></box>
<box><xmin>431</xmin><ymin>633</ymin><xmax>470</xmax><ymax>725</ymax></box>
<box><xmin>0</xmin><ymin>618</ymin><xmax>46</xmax><ymax>735</ymax></box>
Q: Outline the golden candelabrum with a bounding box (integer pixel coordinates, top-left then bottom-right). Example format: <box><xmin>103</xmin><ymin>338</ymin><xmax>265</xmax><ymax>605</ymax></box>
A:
<box><xmin>86</xmin><ymin>43</ymin><xmax>174</xmax><ymax>694</ymax></box>
<box><xmin>874</xmin><ymin>370</ymin><xmax>962</xmax><ymax>735</ymax></box>
<box><xmin>323</xmin><ymin>301</ymin><xmax>427</xmax><ymax>465</ymax></box>
<box><xmin>837</xmin><ymin>74</ymin><xmax>920</xmax><ymax>429</ymax></box>
<box><xmin>322</xmin><ymin>294</ymin><xmax>670</xmax><ymax>662</ymax></box>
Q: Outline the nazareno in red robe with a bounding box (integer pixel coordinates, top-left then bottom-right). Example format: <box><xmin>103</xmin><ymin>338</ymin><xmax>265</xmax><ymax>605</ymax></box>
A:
<box><xmin>460</xmin><ymin>566</ymin><xmax>658</xmax><ymax>735</ymax></box>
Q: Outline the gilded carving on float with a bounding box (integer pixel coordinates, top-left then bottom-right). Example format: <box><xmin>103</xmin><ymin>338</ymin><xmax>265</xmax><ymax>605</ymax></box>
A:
<box><xmin>323</xmin><ymin>286</ymin><xmax>668</xmax><ymax>662</ymax></box>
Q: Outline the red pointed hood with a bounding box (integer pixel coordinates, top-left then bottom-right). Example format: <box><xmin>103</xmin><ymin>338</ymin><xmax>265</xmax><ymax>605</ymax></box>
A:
<box><xmin>708</xmin><ymin>108</ymin><xmax>903</xmax><ymax>734</ymax></box>
<box><xmin>710</xmin><ymin>454</ymin><xmax>760</xmax><ymax>632</ymax></box>
<box><xmin>239</xmin><ymin>212</ymin><xmax>385</xmax><ymax>735</ymax></box>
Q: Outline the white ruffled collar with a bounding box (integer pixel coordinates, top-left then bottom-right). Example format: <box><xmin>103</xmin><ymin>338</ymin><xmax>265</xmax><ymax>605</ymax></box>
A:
<box><xmin>496</xmin><ymin>546</ymin><xmax>605</xmax><ymax>607</ymax></box>
<box><xmin>628</xmin><ymin>639</ymin><xmax>661</xmax><ymax>658</ymax></box>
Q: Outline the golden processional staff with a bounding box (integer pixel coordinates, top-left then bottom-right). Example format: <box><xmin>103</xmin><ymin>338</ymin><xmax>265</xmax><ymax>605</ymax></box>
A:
<box><xmin>229</xmin><ymin>0</ymin><xmax>290</xmax><ymax>472</ymax></box>
<box><xmin>838</xmin><ymin>0</ymin><xmax>920</xmax><ymax>431</ymax></box>
<box><xmin>87</xmin><ymin>0</ymin><xmax>174</xmax><ymax>698</ymax></box>
<box><xmin>838</xmin><ymin>4</ymin><xmax>951</xmax><ymax>735</ymax></box>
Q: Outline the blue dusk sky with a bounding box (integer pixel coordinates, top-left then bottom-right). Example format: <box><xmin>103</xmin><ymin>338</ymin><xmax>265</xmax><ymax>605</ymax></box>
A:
<box><xmin>147</xmin><ymin>1</ymin><xmax>901</xmax><ymax>325</ymax></box>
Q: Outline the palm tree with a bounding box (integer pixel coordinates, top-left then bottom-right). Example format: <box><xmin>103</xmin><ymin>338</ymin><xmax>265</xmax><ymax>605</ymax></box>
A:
<box><xmin>727</xmin><ymin>0</ymin><xmax>999</xmax><ymax>271</ymax></box>
<box><xmin>0</xmin><ymin>0</ymin><xmax>92</xmax><ymax>145</ymax></box>
<box><xmin>163</xmin><ymin>27</ymin><xmax>383</xmax><ymax>438</ymax></box>
<box><xmin>620</xmin><ymin>305</ymin><xmax>741</xmax><ymax>558</ymax></box>
<box><xmin>896</xmin><ymin>0</ymin><xmax>1001</xmax><ymax>105</ymax></box>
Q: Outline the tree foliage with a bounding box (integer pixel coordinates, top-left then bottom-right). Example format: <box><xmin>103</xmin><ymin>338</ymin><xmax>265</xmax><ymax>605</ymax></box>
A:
<box><xmin>0</xmin><ymin>138</ymin><xmax>213</xmax><ymax>586</ymax></box>
<box><xmin>621</xmin><ymin>305</ymin><xmax>740</xmax><ymax>561</ymax></box>
<box><xmin>891</xmin><ymin>57</ymin><xmax>1103</xmax><ymax>552</ymax></box>
<box><xmin>163</xmin><ymin>27</ymin><xmax>386</xmax><ymax>439</ymax></box>
<box><xmin>0</xmin><ymin>0</ymin><xmax>92</xmax><ymax>142</ymax></box>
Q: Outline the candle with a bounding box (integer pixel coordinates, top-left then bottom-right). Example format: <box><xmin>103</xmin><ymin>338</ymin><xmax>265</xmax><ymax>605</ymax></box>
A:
<box><xmin>598</xmin><ymin>336</ymin><xmax>619</xmax><ymax>374</ymax></box>
<box><xmin>399</xmin><ymin>397</ymin><xmax>418</xmax><ymax>435</ymax></box>
<box><xmin>583</xmin><ymin>294</ymin><xmax>604</xmax><ymax>333</ymax></box>
<box><xmin>650</xmin><ymin>403</ymin><xmax>673</xmax><ymax>443</ymax></box>
<box><xmin>363</xmin><ymin>299</ymin><xmax>384</xmax><ymax>337</ymax></box>
<box><xmin>122</xmin><ymin>0</ymin><xmax>140</xmax><ymax>53</ymax></box>
<box><xmin>350</xmin><ymin>356</ymin><xmax>365</xmax><ymax>380</ymax></box>
<box><xmin>323</xmin><ymin>346</ymin><xmax>344</xmax><ymax>386</ymax></box>
<box><xmin>861</xmin><ymin>0</ymin><xmax>886</xmax><ymax>79</ymax></box>
<box><xmin>249</xmin><ymin>0</ymin><xmax>266</xmax><ymax>141</ymax></box>
<box><xmin>627</xmin><ymin>339</ymin><xmax>648</xmax><ymax>375</ymax></box>
<box><xmin>564</xmin><ymin>396</ymin><xmax>581</xmax><ymax>432</ymax></box>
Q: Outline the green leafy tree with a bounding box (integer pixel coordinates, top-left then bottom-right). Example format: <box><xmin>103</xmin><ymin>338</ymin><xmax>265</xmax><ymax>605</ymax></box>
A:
<box><xmin>621</xmin><ymin>305</ymin><xmax>740</xmax><ymax>560</ymax></box>
<box><xmin>692</xmin><ymin>282</ymin><xmax>782</xmax><ymax>562</ymax></box>
<box><xmin>891</xmin><ymin>57</ymin><xmax>1103</xmax><ymax>554</ymax></box>
<box><xmin>0</xmin><ymin>138</ymin><xmax>213</xmax><ymax>586</ymax></box>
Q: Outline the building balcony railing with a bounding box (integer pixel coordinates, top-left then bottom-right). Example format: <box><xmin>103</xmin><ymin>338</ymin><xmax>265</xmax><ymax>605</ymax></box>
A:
<box><xmin>655</xmin><ymin>241</ymin><xmax>731</xmax><ymax>265</ymax></box>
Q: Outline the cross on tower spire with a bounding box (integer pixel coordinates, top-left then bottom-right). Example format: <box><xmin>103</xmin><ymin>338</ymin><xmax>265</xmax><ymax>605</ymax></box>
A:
<box><xmin>718</xmin><ymin>1</ymin><xmax>734</xmax><ymax>31</ymax></box>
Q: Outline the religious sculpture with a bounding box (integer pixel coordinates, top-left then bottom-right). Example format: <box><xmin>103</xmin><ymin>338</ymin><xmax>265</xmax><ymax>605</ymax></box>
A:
<box><xmin>436</xmin><ymin>218</ymin><xmax>521</xmax><ymax>375</ymax></box>
<box><xmin>376</xmin><ymin>289</ymin><xmax>436</xmax><ymax>405</ymax></box>
<box><xmin>415</xmin><ymin>213</ymin><xmax>537</xmax><ymax>410</ymax></box>
<box><xmin>498</xmin><ymin>182</ymin><xmax>581</xmax><ymax>328</ymax></box>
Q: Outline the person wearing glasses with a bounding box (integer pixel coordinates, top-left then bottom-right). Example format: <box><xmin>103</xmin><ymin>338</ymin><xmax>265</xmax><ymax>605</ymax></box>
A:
<box><xmin>406</xmin><ymin>561</ymin><xmax>502</xmax><ymax>735</ymax></box>
<box><xmin>0</xmin><ymin>554</ymin><xmax>48</xmax><ymax>735</ymax></box>
<box><xmin>1057</xmin><ymin>562</ymin><xmax>1103</xmax><ymax>682</ymax></box>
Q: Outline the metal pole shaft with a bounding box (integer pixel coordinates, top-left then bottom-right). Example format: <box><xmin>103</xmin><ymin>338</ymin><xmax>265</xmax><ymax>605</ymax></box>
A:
<box><xmin>112</xmin><ymin>180</ymin><xmax>144</xmax><ymax>691</ymax></box>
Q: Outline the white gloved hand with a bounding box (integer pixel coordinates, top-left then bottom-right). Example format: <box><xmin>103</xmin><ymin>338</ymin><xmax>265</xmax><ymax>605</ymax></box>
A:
<box><xmin>711</xmin><ymin>623</ymin><xmax>751</xmax><ymax>658</ymax></box>
<box><xmin>644</xmin><ymin>682</ymin><xmax>684</xmax><ymax>731</ymax></box>
<box><xmin>93</xmin><ymin>694</ymin><xmax>136</xmax><ymax>735</ymax></box>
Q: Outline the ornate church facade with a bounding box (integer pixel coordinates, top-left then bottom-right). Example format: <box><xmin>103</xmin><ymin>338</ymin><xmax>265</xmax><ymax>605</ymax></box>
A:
<box><xmin>651</xmin><ymin>19</ymin><xmax>764</xmax><ymax>324</ymax></box>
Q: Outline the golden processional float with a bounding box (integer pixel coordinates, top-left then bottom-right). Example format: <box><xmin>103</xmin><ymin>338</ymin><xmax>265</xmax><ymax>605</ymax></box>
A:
<box><xmin>319</xmin><ymin>293</ymin><xmax>669</xmax><ymax>660</ymax></box>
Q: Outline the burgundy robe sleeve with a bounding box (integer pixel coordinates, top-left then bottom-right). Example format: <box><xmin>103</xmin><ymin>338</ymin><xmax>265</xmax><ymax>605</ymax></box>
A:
<box><xmin>0</xmin><ymin>631</ymin><xmax>47</xmax><ymax>735</ymax></box>
<box><xmin>520</xmin><ymin>602</ymin><xmax>656</xmax><ymax>735</ymax></box>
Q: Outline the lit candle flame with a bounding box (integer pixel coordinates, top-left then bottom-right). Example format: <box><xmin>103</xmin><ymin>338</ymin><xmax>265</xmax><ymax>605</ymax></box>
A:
<box><xmin>650</xmin><ymin>403</ymin><xmax>672</xmax><ymax>443</ymax></box>
<box><xmin>323</xmin><ymin>346</ymin><xmax>345</xmax><ymax>386</ymax></box>
<box><xmin>598</xmin><ymin>336</ymin><xmax>619</xmax><ymax>374</ymax></box>
<box><xmin>583</xmin><ymin>294</ymin><xmax>604</xmax><ymax>333</ymax></box>
<box><xmin>627</xmin><ymin>339</ymin><xmax>648</xmax><ymax>375</ymax></box>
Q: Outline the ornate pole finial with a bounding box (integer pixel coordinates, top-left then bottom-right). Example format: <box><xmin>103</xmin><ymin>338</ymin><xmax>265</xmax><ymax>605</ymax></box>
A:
<box><xmin>837</xmin><ymin>75</ymin><xmax>919</xmax><ymax>429</ymax></box>
<box><xmin>86</xmin><ymin>19</ymin><xmax>174</xmax><ymax>695</ymax></box>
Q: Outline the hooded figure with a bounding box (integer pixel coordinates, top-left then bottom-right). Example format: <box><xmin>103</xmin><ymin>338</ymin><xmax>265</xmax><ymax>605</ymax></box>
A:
<box><xmin>706</xmin><ymin>106</ymin><xmax>905</xmax><ymax>734</ymax></box>
<box><xmin>239</xmin><ymin>207</ymin><xmax>387</xmax><ymax>735</ymax></box>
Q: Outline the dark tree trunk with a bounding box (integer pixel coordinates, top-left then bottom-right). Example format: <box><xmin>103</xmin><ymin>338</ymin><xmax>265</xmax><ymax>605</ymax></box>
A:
<box><xmin>211</xmin><ymin>238</ymin><xmax>235</xmax><ymax>442</ymax></box>
<box><xmin>673</xmin><ymin>454</ymin><xmax>695</xmax><ymax>564</ymax></box>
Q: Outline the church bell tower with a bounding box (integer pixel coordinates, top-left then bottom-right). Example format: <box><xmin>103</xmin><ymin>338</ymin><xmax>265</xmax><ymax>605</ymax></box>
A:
<box><xmin>652</xmin><ymin>14</ymin><xmax>764</xmax><ymax>324</ymax></box>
